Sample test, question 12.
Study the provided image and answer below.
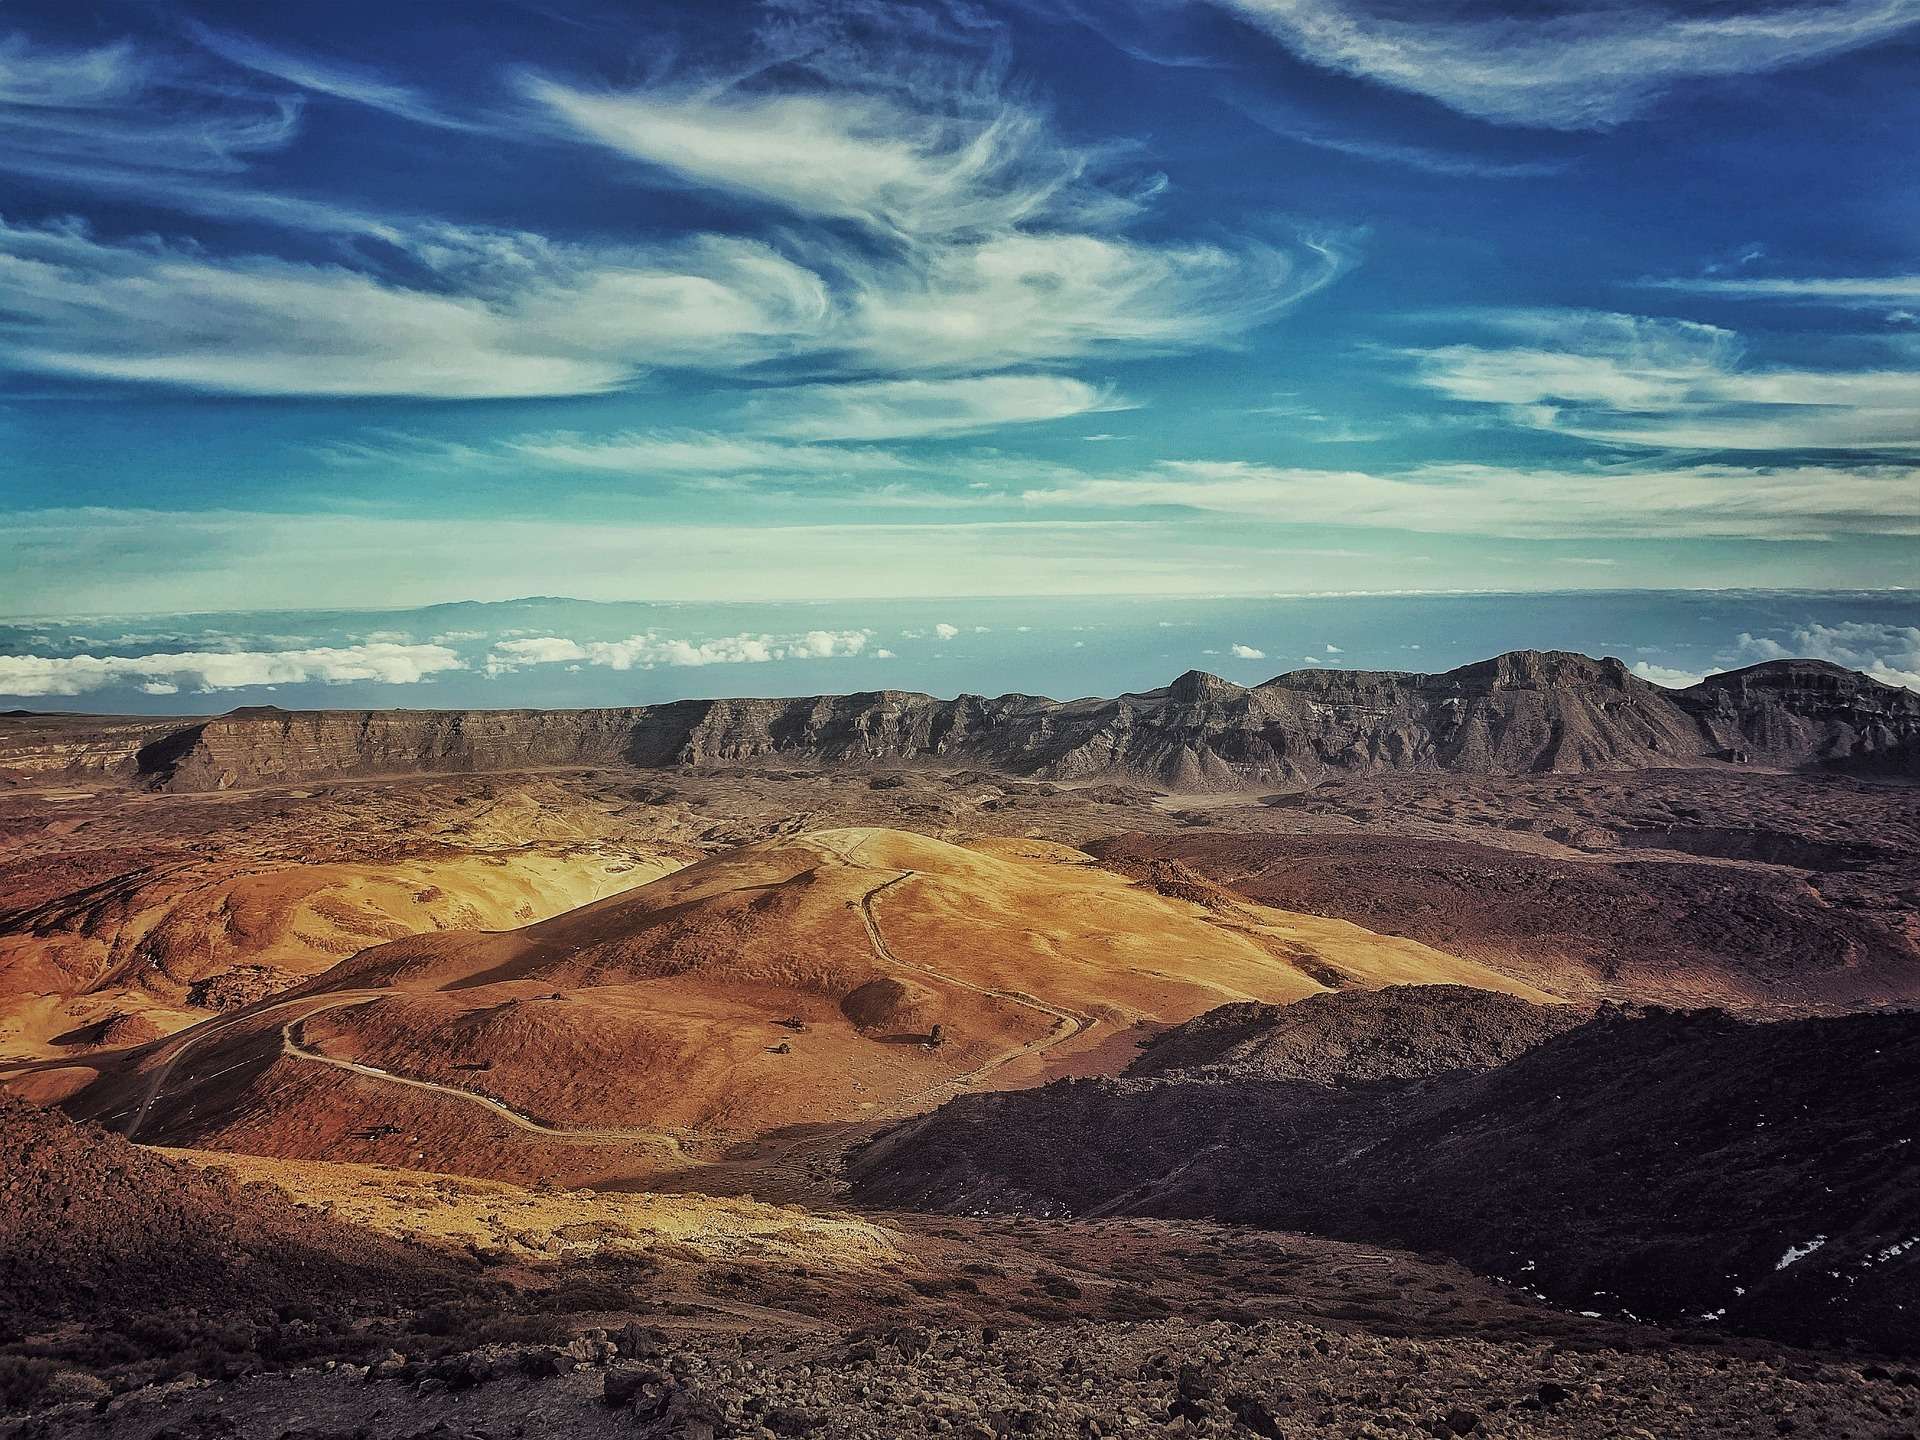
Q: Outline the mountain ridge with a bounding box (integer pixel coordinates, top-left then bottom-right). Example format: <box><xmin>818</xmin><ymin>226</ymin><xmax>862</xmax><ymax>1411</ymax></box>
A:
<box><xmin>3</xmin><ymin>650</ymin><xmax>1915</xmax><ymax>792</ymax></box>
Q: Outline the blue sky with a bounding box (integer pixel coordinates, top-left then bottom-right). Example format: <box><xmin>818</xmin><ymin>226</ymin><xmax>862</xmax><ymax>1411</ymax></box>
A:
<box><xmin>2</xmin><ymin>0</ymin><xmax>1918</xmax><ymax>625</ymax></box>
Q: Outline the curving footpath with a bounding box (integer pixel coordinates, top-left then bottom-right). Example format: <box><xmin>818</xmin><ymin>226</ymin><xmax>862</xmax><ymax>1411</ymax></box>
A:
<box><xmin>804</xmin><ymin>830</ymin><xmax>1098</xmax><ymax>1112</ymax></box>
<box><xmin>108</xmin><ymin>989</ymin><xmax>686</xmax><ymax>1153</ymax></box>
<box><xmin>279</xmin><ymin>998</ymin><xmax>685</xmax><ymax>1152</ymax></box>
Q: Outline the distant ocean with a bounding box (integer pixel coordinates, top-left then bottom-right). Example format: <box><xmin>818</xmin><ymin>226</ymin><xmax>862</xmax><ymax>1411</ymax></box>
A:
<box><xmin>3</xmin><ymin>590</ymin><xmax>1916</xmax><ymax>714</ymax></box>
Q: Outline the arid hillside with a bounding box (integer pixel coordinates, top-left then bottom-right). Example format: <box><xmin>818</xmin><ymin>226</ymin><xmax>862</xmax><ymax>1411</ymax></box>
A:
<box><xmin>1093</xmin><ymin>766</ymin><xmax>1920</xmax><ymax>1013</ymax></box>
<box><xmin>36</xmin><ymin>827</ymin><xmax>1546</xmax><ymax>1189</ymax></box>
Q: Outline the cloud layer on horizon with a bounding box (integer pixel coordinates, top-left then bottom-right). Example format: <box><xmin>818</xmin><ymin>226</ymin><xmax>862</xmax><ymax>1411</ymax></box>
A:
<box><xmin>484</xmin><ymin>628</ymin><xmax>875</xmax><ymax>675</ymax></box>
<box><xmin>0</xmin><ymin>641</ymin><xmax>462</xmax><ymax>697</ymax></box>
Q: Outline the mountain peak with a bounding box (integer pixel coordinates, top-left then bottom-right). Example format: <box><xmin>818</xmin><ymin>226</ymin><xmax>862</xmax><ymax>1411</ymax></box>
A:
<box><xmin>1444</xmin><ymin>649</ymin><xmax>1632</xmax><ymax>689</ymax></box>
<box><xmin>1165</xmin><ymin>670</ymin><xmax>1247</xmax><ymax>703</ymax></box>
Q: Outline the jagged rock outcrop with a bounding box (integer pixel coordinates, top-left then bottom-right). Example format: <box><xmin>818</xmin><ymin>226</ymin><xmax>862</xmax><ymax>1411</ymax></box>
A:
<box><xmin>4</xmin><ymin>651</ymin><xmax>1915</xmax><ymax>793</ymax></box>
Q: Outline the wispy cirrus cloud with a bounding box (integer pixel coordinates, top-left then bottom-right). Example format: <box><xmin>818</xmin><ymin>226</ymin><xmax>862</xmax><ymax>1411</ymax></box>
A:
<box><xmin>522</xmin><ymin>5</ymin><xmax>1347</xmax><ymax>373</ymax></box>
<box><xmin>842</xmin><ymin>229</ymin><xmax>1348</xmax><ymax>372</ymax></box>
<box><xmin>1638</xmin><ymin>273</ymin><xmax>1920</xmax><ymax>305</ymax></box>
<box><xmin>745</xmin><ymin>373</ymin><xmax>1122</xmax><ymax>440</ymax></box>
<box><xmin>1021</xmin><ymin>456</ymin><xmax>1920</xmax><ymax>539</ymax></box>
<box><xmin>506</xmin><ymin>432</ymin><xmax>913</xmax><ymax>475</ymax></box>
<box><xmin>184</xmin><ymin>22</ymin><xmax>475</xmax><ymax>131</ymax></box>
<box><xmin>1231</xmin><ymin>97</ymin><xmax>1569</xmax><ymax>178</ymax></box>
<box><xmin>0</xmin><ymin>220</ymin><xmax>828</xmax><ymax>398</ymax></box>
<box><xmin>0</xmin><ymin>7</ymin><xmax>1347</xmax><ymax>401</ymax></box>
<box><xmin>1402</xmin><ymin>310</ymin><xmax>1920</xmax><ymax>450</ymax></box>
<box><xmin>521</xmin><ymin>0</ymin><xmax>1153</xmax><ymax>243</ymax></box>
<box><xmin>0</xmin><ymin>29</ymin><xmax>453</xmax><ymax>238</ymax></box>
<box><xmin>0</xmin><ymin>210</ymin><xmax>1335</xmax><ymax>396</ymax></box>
<box><xmin>0</xmin><ymin>642</ymin><xmax>462</xmax><ymax>697</ymax></box>
<box><xmin>1208</xmin><ymin>0</ymin><xmax>1920</xmax><ymax>129</ymax></box>
<box><xmin>0</xmin><ymin>31</ymin><xmax>300</xmax><ymax>186</ymax></box>
<box><xmin>0</xmin><ymin>32</ymin><xmax>142</xmax><ymax>106</ymax></box>
<box><xmin>320</xmin><ymin>391</ymin><xmax>1119</xmax><ymax>474</ymax></box>
<box><xmin>522</xmin><ymin>77</ymin><xmax>1136</xmax><ymax>242</ymax></box>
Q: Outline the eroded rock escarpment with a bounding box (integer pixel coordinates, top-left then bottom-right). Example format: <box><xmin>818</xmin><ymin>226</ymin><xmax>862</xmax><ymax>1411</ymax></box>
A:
<box><xmin>7</xmin><ymin>650</ymin><xmax>1917</xmax><ymax>793</ymax></box>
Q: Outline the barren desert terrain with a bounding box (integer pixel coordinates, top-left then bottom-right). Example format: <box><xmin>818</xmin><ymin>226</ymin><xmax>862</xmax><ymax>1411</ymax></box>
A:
<box><xmin>2</xmin><ymin>656</ymin><xmax>1917</xmax><ymax>1435</ymax></box>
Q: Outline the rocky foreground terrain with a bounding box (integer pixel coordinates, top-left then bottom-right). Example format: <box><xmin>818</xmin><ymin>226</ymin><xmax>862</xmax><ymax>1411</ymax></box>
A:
<box><xmin>3</xmin><ymin>653</ymin><xmax>1918</xmax><ymax>1436</ymax></box>
<box><xmin>4</xmin><ymin>1093</ymin><xmax>1919</xmax><ymax>1440</ymax></box>
<box><xmin>852</xmin><ymin>990</ymin><xmax>1920</xmax><ymax>1355</ymax></box>
<box><xmin>5</xmin><ymin>651</ymin><xmax>1917</xmax><ymax>794</ymax></box>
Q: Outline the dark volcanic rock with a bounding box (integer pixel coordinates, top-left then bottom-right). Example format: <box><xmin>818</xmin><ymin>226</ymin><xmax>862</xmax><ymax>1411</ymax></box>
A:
<box><xmin>0</xmin><ymin>1092</ymin><xmax>448</xmax><ymax>1323</ymax></box>
<box><xmin>851</xmin><ymin>997</ymin><xmax>1920</xmax><ymax>1355</ymax></box>
<box><xmin>6</xmin><ymin>651</ymin><xmax>1914</xmax><ymax>793</ymax></box>
<box><xmin>1088</xmin><ymin>822</ymin><xmax>1920</xmax><ymax>1013</ymax></box>
<box><xmin>1126</xmin><ymin>985</ymin><xmax>1588</xmax><ymax>1083</ymax></box>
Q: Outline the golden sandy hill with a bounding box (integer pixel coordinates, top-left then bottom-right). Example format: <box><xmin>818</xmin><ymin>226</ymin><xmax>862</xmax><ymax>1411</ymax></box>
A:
<box><xmin>34</xmin><ymin>827</ymin><xmax>1550</xmax><ymax>1187</ymax></box>
<box><xmin>0</xmin><ymin>848</ymin><xmax>686</xmax><ymax>1060</ymax></box>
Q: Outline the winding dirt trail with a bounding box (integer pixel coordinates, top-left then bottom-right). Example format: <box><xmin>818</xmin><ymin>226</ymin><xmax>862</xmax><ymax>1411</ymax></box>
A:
<box><xmin>106</xmin><ymin>989</ymin><xmax>687</xmax><ymax>1152</ymax></box>
<box><xmin>115</xmin><ymin>990</ymin><xmax>382</xmax><ymax>1142</ymax></box>
<box><xmin>65</xmin><ymin>825</ymin><xmax>1095</xmax><ymax>1178</ymax></box>
<box><xmin>804</xmin><ymin>829</ymin><xmax>1098</xmax><ymax>1111</ymax></box>
<box><xmin>279</xmin><ymin>998</ymin><xmax>686</xmax><ymax>1152</ymax></box>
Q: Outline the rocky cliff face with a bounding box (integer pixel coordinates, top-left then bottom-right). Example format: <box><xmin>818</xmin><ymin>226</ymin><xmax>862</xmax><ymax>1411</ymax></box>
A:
<box><xmin>0</xmin><ymin>713</ymin><xmax>185</xmax><ymax>783</ymax></box>
<box><xmin>5</xmin><ymin>650</ymin><xmax>1915</xmax><ymax>793</ymax></box>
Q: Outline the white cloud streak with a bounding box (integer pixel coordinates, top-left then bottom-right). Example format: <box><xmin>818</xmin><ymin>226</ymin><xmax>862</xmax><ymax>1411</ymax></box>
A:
<box><xmin>523</xmin><ymin>76</ymin><xmax>1131</xmax><ymax>241</ymax></box>
<box><xmin>841</xmin><ymin>230</ymin><xmax>1348</xmax><ymax>371</ymax></box>
<box><xmin>1404</xmin><ymin>310</ymin><xmax>1920</xmax><ymax>450</ymax></box>
<box><xmin>747</xmin><ymin>374</ymin><xmax>1120</xmax><ymax>440</ymax></box>
<box><xmin>1232</xmin><ymin>97</ymin><xmax>1568</xmax><ymax>178</ymax></box>
<box><xmin>0</xmin><ymin>220</ymin><xmax>829</xmax><ymax>398</ymax></box>
<box><xmin>484</xmin><ymin>629</ymin><xmax>872</xmax><ymax>675</ymax></box>
<box><xmin>507</xmin><ymin>432</ymin><xmax>911</xmax><ymax>475</ymax></box>
<box><xmin>1638</xmin><ymin>274</ymin><xmax>1920</xmax><ymax>305</ymax></box>
<box><xmin>1021</xmin><ymin>457</ymin><xmax>1920</xmax><ymax>539</ymax></box>
<box><xmin>0</xmin><ymin>642</ymin><xmax>463</xmax><ymax>697</ymax></box>
<box><xmin>0</xmin><ymin>31</ymin><xmax>300</xmax><ymax>185</ymax></box>
<box><xmin>0</xmin><ymin>12</ymin><xmax>1348</xmax><ymax>398</ymax></box>
<box><xmin>0</xmin><ymin>213</ymin><xmax>1334</xmax><ymax>397</ymax></box>
<box><xmin>185</xmin><ymin>23</ymin><xmax>474</xmax><ymax>131</ymax></box>
<box><xmin>1210</xmin><ymin>0</ymin><xmax>1920</xmax><ymax>129</ymax></box>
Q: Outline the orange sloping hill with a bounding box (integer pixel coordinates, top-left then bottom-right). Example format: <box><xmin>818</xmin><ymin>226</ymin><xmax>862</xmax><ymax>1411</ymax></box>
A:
<box><xmin>48</xmin><ymin>827</ymin><xmax>1554</xmax><ymax>1182</ymax></box>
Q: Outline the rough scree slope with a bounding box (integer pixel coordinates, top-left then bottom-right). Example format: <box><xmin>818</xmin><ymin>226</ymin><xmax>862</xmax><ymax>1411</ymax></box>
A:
<box><xmin>0</xmin><ymin>1090</ymin><xmax>449</xmax><ymax>1323</ymax></box>
<box><xmin>852</xmin><ymin>992</ymin><xmax>1920</xmax><ymax>1355</ymax></box>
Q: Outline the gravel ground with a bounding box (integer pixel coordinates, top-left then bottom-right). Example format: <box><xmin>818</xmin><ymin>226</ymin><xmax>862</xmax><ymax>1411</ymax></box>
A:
<box><xmin>9</xmin><ymin>1316</ymin><xmax>1916</xmax><ymax>1440</ymax></box>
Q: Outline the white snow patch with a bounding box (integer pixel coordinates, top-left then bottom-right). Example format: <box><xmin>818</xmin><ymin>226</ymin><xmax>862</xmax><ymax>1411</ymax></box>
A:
<box><xmin>1775</xmin><ymin>1236</ymin><xmax>1827</xmax><ymax>1271</ymax></box>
